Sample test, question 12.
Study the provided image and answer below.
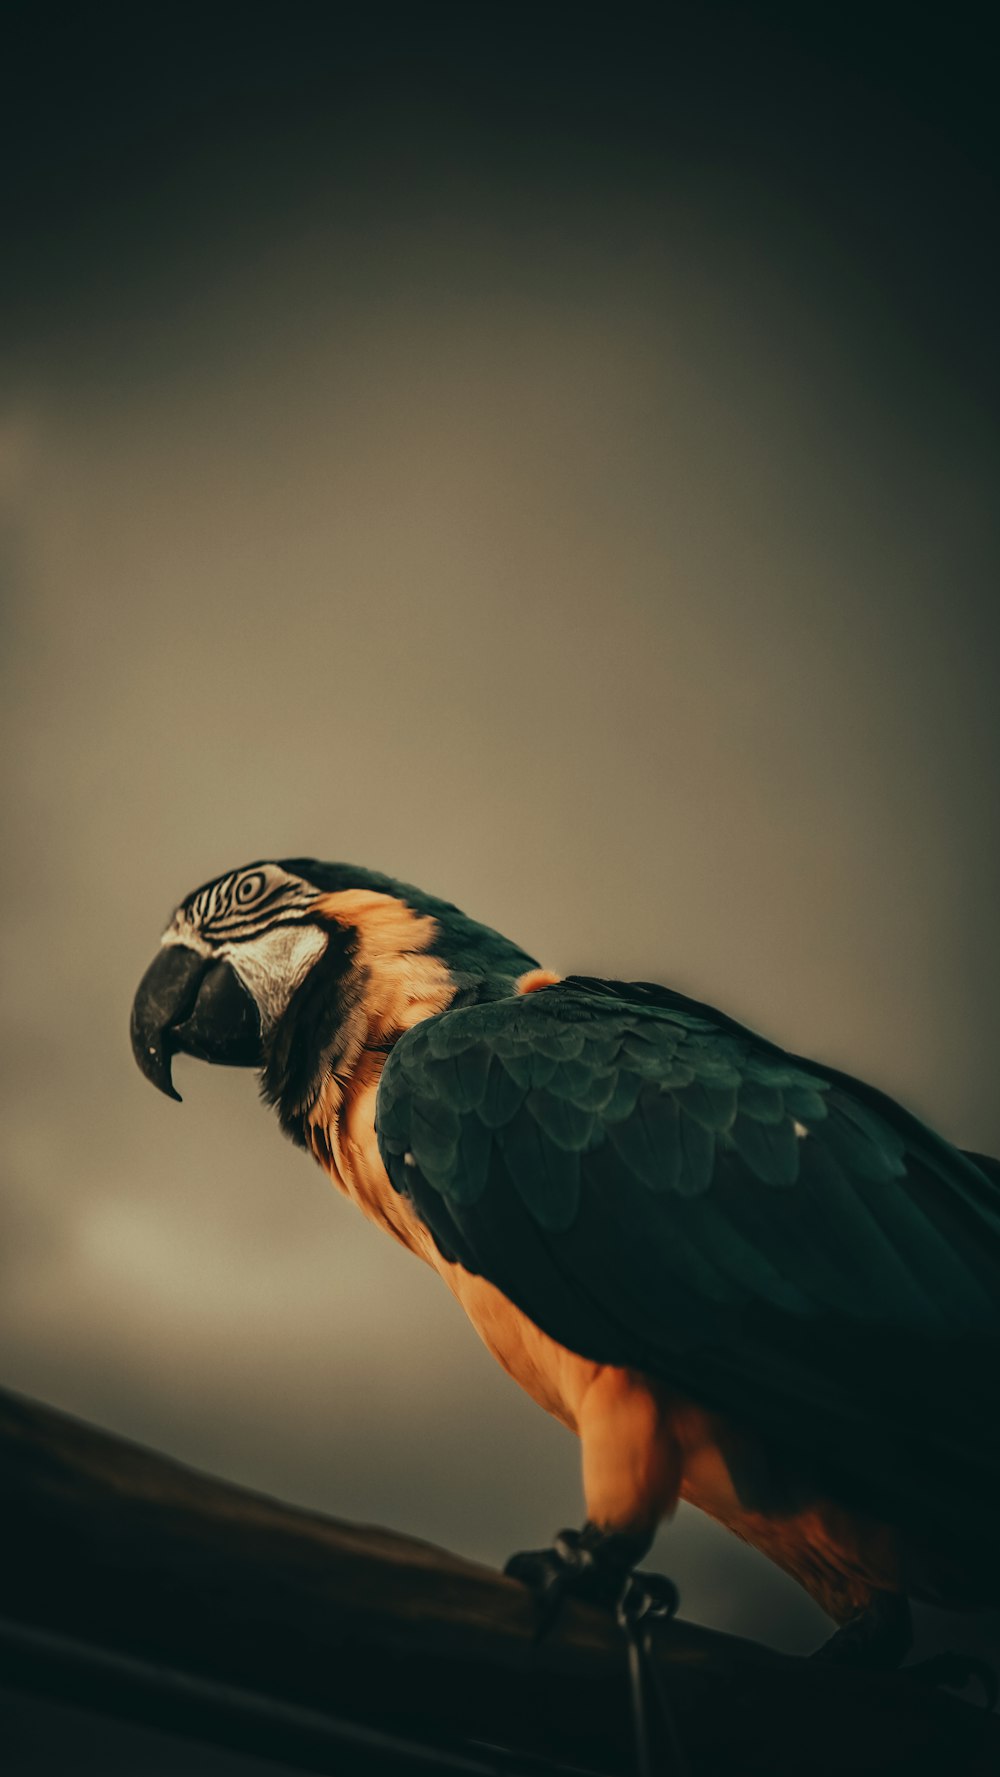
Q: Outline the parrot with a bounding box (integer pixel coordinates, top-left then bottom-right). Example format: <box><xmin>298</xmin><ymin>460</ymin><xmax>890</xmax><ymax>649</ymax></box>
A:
<box><xmin>130</xmin><ymin>857</ymin><xmax>1000</xmax><ymax>1677</ymax></box>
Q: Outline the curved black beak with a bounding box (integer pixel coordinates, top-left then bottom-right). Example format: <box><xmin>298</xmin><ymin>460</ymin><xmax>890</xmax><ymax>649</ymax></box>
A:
<box><xmin>131</xmin><ymin>944</ymin><xmax>262</xmax><ymax>1101</ymax></box>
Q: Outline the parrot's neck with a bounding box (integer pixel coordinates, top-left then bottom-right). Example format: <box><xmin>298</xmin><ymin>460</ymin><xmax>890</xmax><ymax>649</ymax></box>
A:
<box><xmin>263</xmin><ymin>886</ymin><xmax>532</xmax><ymax>1155</ymax></box>
<box><xmin>266</xmin><ymin>887</ymin><xmax>535</xmax><ymax>1253</ymax></box>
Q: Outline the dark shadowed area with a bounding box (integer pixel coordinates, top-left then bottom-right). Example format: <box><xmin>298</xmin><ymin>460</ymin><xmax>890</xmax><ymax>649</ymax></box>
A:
<box><xmin>2</xmin><ymin>4</ymin><xmax>998</xmax><ymax>1667</ymax></box>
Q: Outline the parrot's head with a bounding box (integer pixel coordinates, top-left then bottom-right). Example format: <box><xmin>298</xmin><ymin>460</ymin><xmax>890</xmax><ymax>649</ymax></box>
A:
<box><xmin>130</xmin><ymin>861</ymin><xmax>327</xmax><ymax>1102</ymax></box>
<box><xmin>131</xmin><ymin>858</ymin><xmax>539</xmax><ymax>1130</ymax></box>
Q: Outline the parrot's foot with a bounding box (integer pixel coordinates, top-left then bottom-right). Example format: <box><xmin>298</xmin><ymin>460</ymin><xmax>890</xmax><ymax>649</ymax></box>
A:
<box><xmin>812</xmin><ymin>1592</ymin><xmax>912</xmax><ymax>1669</ymax></box>
<box><xmin>505</xmin><ymin>1522</ymin><xmax>677</xmax><ymax>1640</ymax></box>
<box><xmin>906</xmin><ymin>1653</ymin><xmax>998</xmax><ymax>1711</ymax></box>
<box><xmin>813</xmin><ymin>1597</ymin><xmax>997</xmax><ymax>1708</ymax></box>
<box><xmin>507</xmin><ymin>1526</ymin><xmax>685</xmax><ymax>1776</ymax></box>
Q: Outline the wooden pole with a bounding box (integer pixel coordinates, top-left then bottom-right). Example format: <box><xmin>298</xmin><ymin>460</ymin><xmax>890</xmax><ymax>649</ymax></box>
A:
<box><xmin>1</xmin><ymin>1386</ymin><xmax>996</xmax><ymax>1775</ymax></box>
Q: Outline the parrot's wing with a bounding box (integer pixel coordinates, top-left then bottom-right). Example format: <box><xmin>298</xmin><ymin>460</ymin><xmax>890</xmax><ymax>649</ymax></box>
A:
<box><xmin>376</xmin><ymin>977</ymin><xmax>1000</xmax><ymax>1579</ymax></box>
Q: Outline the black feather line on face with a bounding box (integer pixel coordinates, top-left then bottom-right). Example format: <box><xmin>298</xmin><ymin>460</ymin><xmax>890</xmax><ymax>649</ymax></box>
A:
<box><xmin>259</xmin><ymin>918</ymin><xmax>363</xmax><ymax>1144</ymax></box>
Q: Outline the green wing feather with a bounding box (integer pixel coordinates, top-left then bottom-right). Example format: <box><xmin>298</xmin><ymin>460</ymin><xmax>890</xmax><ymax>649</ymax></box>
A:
<box><xmin>377</xmin><ymin>976</ymin><xmax>1000</xmax><ymax>1581</ymax></box>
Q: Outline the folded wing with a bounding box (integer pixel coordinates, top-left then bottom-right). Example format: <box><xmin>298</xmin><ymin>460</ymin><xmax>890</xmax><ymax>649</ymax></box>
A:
<box><xmin>376</xmin><ymin>977</ymin><xmax>1000</xmax><ymax>1582</ymax></box>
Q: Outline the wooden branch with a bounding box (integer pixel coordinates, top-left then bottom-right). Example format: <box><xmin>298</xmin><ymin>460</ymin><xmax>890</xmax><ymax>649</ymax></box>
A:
<box><xmin>1</xmin><ymin>1385</ymin><xmax>996</xmax><ymax>1775</ymax></box>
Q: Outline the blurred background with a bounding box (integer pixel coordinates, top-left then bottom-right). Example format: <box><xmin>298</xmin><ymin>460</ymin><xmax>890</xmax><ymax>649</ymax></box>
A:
<box><xmin>1</xmin><ymin>3</ymin><xmax>998</xmax><ymax>1662</ymax></box>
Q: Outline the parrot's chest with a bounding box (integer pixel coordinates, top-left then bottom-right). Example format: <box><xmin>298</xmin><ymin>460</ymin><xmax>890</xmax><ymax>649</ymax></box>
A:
<box><xmin>308</xmin><ymin>1062</ymin><xmax>436</xmax><ymax>1256</ymax></box>
<box><xmin>308</xmin><ymin>1068</ymin><xmax>598</xmax><ymax>1426</ymax></box>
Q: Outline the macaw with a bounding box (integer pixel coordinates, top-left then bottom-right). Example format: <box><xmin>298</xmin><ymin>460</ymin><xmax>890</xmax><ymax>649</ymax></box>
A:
<box><xmin>131</xmin><ymin>858</ymin><xmax>1000</xmax><ymax>1673</ymax></box>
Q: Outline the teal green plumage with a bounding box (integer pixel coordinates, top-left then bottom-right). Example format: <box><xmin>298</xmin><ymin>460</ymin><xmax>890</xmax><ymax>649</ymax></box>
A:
<box><xmin>378</xmin><ymin>975</ymin><xmax>1000</xmax><ymax>1583</ymax></box>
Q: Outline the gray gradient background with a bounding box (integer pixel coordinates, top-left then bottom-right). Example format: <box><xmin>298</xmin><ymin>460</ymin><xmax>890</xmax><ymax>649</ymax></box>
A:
<box><xmin>2</xmin><ymin>9</ymin><xmax>998</xmax><ymax>1660</ymax></box>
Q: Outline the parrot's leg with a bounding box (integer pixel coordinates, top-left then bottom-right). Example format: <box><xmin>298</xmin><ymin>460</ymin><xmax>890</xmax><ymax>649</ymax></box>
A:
<box><xmin>507</xmin><ymin>1368</ymin><xmax>683</xmax><ymax>1636</ymax></box>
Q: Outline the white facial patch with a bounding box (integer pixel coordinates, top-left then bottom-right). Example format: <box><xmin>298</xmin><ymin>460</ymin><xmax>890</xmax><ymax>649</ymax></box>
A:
<box><xmin>221</xmin><ymin>924</ymin><xmax>330</xmax><ymax>1032</ymax></box>
<box><xmin>161</xmin><ymin>923</ymin><xmax>214</xmax><ymax>957</ymax></box>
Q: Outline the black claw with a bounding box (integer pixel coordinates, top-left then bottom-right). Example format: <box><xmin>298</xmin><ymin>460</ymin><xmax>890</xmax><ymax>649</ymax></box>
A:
<box><xmin>504</xmin><ymin>1530</ymin><xmax>619</xmax><ymax>1642</ymax></box>
<box><xmin>505</xmin><ymin>1524</ymin><xmax>678</xmax><ymax>1646</ymax></box>
<box><xmin>907</xmin><ymin>1653</ymin><xmax>999</xmax><ymax>1711</ymax></box>
<box><xmin>503</xmin><ymin>1548</ymin><xmax>563</xmax><ymax>1592</ymax></box>
<box><xmin>504</xmin><ymin>1546</ymin><xmax>577</xmax><ymax>1642</ymax></box>
<box><xmin>618</xmin><ymin>1571</ymin><xmax>681</xmax><ymax>1629</ymax></box>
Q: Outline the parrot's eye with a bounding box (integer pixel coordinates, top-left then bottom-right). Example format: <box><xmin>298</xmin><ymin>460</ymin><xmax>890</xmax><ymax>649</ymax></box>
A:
<box><xmin>237</xmin><ymin>871</ymin><xmax>266</xmax><ymax>904</ymax></box>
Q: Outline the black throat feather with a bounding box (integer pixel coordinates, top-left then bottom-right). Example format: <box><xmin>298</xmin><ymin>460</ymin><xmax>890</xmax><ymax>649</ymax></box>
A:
<box><xmin>260</xmin><ymin>919</ymin><xmax>365</xmax><ymax>1147</ymax></box>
